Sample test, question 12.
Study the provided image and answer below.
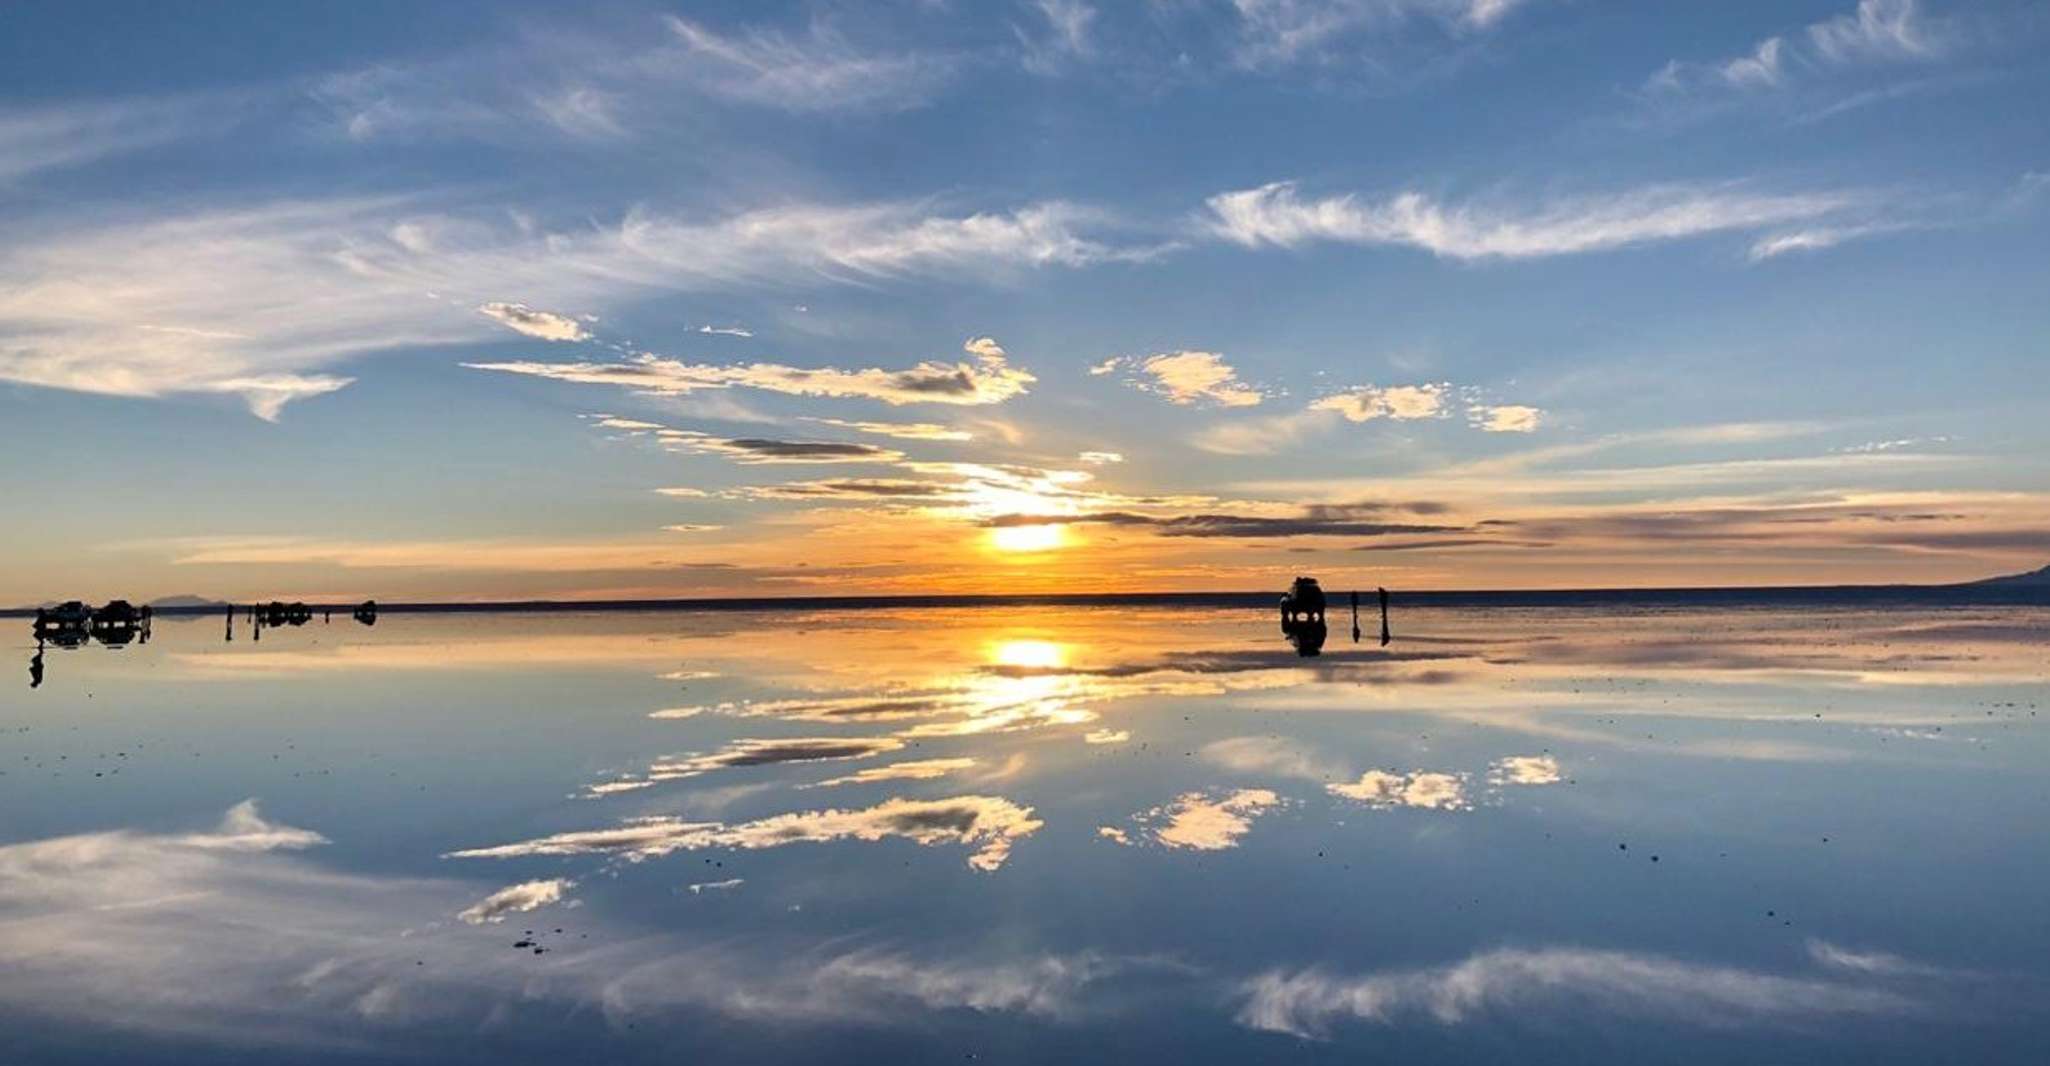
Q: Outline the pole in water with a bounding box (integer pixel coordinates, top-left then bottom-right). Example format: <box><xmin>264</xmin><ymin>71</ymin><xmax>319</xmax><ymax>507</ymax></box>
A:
<box><xmin>1350</xmin><ymin>590</ymin><xmax>1361</xmax><ymax>643</ymax></box>
<box><xmin>1378</xmin><ymin>587</ymin><xmax>1391</xmax><ymax>646</ymax></box>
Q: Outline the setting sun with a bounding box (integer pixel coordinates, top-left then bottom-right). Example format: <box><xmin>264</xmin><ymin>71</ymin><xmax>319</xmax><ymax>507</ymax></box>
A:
<box><xmin>988</xmin><ymin>524</ymin><xmax>1068</xmax><ymax>553</ymax></box>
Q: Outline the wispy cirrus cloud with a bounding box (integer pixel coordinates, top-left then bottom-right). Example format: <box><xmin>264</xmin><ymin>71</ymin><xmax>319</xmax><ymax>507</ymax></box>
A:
<box><xmin>1648</xmin><ymin>0</ymin><xmax>1950</xmax><ymax>96</ymax></box>
<box><xmin>1227</xmin><ymin>0</ymin><xmax>1533</xmax><ymax>68</ymax></box>
<box><xmin>660</xmin><ymin>16</ymin><xmax>954</xmax><ymax>113</ymax></box>
<box><xmin>1204</xmin><ymin>180</ymin><xmax>1861</xmax><ymax>260</ymax></box>
<box><xmin>1</xmin><ymin>185</ymin><xmax>1130</xmax><ymax>419</ymax></box>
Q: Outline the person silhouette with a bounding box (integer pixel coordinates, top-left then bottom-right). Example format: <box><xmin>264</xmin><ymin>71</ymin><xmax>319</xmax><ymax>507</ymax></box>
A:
<box><xmin>1350</xmin><ymin>590</ymin><xmax>1361</xmax><ymax>643</ymax></box>
<box><xmin>1378</xmin><ymin>587</ymin><xmax>1391</xmax><ymax>646</ymax></box>
<box><xmin>30</xmin><ymin>639</ymin><xmax>45</xmax><ymax>689</ymax></box>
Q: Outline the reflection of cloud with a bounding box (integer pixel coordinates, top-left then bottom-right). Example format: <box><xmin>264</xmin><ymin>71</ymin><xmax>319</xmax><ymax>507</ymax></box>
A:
<box><xmin>1488</xmin><ymin>755</ymin><xmax>1561</xmax><ymax>785</ymax></box>
<box><xmin>177</xmin><ymin>799</ymin><xmax>332</xmax><ymax>852</ymax></box>
<box><xmin>1327</xmin><ymin>771</ymin><xmax>1468</xmax><ymax>810</ymax></box>
<box><xmin>450</xmin><ymin>794</ymin><xmax>1043</xmax><ymax>871</ymax></box>
<box><xmin>1202</xmin><ymin>736</ymin><xmax>1343</xmax><ymax>781</ymax></box>
<box><xmin>1084</xmin><ymin>729</ymin><xmax>1130</xmax><ymax>745</ymax></box>
<box><xmin>1238</xmin><ymin>946</ymin><xmax>1918</xmax><ymax>1038</ymax></box>
<box><xmin>593</xmin><ymin>736</ymin><xmax>905</xmax><ymax>794</ymax></box>
<box><xmin>0</xmin><ymin>805</ymin><xmax>1117</xmax><ymax>1050</ymax></box>
<box><xmin>810</xmin><ymin>757</ymin><xmax>979</xmax><ymax>788</ymax></box>
<box><xmin>457</xmin><ymin>878</ymin><xmax>572</xmax><ymax>924</ymax></box>
<box><xmin>686</xmin><ymin>877</ymin><xmax>745</xmax><ymax>894</ymax></box>
<box><xmin>1130</xmin><ymin>789</ymin><xmax>1283</xmax><ymax>850</ymax></box>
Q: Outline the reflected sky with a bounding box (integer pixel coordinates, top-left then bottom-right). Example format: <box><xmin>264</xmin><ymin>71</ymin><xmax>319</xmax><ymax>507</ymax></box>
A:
<box><xmin>4</xmin><ymin>604</ymin><xmax>2048</xmax><ymax>1063</ymax></box>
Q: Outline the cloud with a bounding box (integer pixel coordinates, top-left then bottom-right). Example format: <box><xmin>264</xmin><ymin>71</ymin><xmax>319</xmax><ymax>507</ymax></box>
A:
<box><xmin>1467</xmin><ymin>403</ymin><xmax>1543</xmax><ymax>432</ymax></box>
<box><xmin>1807</xmin><ymin>0</ymin><xmax>1942</xmax><ymax>65</ymax></box>
<box><xmin>469</xmin><ymin>338</ymin><xmax>1036</xmax><ymax>407</ymax></box>
<box><xmin>1650</xmin><ymin>0</ymin><xmax>1948</xmax><ymax>95</ymax></box>
<box><xmin>697</xmin><ymin>324</ymin><xmax>754</xmax><ymax>337</ymax></box>
<box><xmin>725</xmin><ymin>477</ymin><xmax>962</xmax><ymax>501</ymax></box>
<box><xmin>661</xmin><ymin>16</ymin><xmax>953</xmax><ymax>113</ymax></box>
<box><xmin>1078</xmin><ymin>451</ymin><xmax>1124</xmax><ymax>465</ymax></box>
<box><xmin>1227</xmin><ymin>0</ymin><xmax>1532</xmax><ymax>68</ymax></box>
<box><xmin>1203</xmin><ymin>181</ymin><xmax>1858</xmax><ymax>260</ymax></box>
<box><xmin>1124</xmin><ymin>789</ymin><xmax>1283</xmax><ymax>850</ymax></box>
<box><xmin>1327</xmin><ymin>770</ymin><xmax>1469</xmax><ymax>809</ymax></box>
<box><xmin>1747</xmin><ymin>224</ymin><xmax>1900</xmax><ymax>261</ymax></box>
<box><xmin>810</xmin><ymin>758</ymin><xmax>980</xmax><ymax>788</ymax></box>
<box><xmin>807</xmin><ymin>417</ymin><xmax>974</xmax><ymax>441</ymax></box>
<box><xmin>2</xmin><ymin>191</ymin><xmax>1122</xmax><ymax>419</ymax></box>
<box><xmin>1237</xmin><ymin>946</ymin><xmax>1917</xmax><ymax>1038</ymax></box>
<box><xmin>984</xmin><ymin>507</ymin><xmax>1467</xmax><ymax>539</ymax></box>
<box><xmin>476</xmin><ymin>302</ymin><xmax>589</xmax><ymax>341</ymax></box>
<box><xmin>1022</xmin><ymin>0</ymin><xmax>1100</xmax><ymax>73</ymax></box>
<box><xmin>449</xmin><ymin>794</ymin><xmax>1044</xmax><ymax>871</ymax></box>
<box><xmin>1309</xmin><ymin>383</ymin><xmax>1447</xmax><ymax>422</ymax></box>
<box><xmin>1120</xmin><ymin>350</ymin><xmax>1264</xmax><ymax>407</ymax></box>
<box><xmin>653</xmin><ymin>430</ymin><xmax>908</xmax><ymax>465</ymax></box>
<box><xmin>0</xmin><ymin>94</ymin><xmax>247</xmax><ymax>183</ymax></box>
<box><xmin>1488</xmin><ymin>754</ymin><xmax>1561</xmax><ymax>785</ymax></box>
<box><xmin>456</xmin><ymin>878</ymin><xmax>572</xmax><ymax>924</ymax></box>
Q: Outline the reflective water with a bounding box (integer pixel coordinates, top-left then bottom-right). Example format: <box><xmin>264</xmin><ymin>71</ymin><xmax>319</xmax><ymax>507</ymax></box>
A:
<box><xmin>4</xmin><ymin>605</ymin><xmax>2048</xmax><ymax>1063</ymax></box>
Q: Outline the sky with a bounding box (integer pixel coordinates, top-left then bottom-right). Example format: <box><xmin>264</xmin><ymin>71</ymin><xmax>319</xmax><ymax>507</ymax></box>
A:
<box><xmin>2</xmin><ymin>0</ymin><xmax>2047</xmax><ymax>603</ymax></box>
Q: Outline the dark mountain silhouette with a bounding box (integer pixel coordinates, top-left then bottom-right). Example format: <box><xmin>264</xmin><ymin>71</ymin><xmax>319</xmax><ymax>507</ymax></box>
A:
<box><xmin>148</xmin><ymin>594</ymin><xmax>229</xmax><ymax>609</ymax></box>
<box><xmin>1967</xmin><ymin>563</ymin><xmax>2050</xmax><ymax>587</ymax></box>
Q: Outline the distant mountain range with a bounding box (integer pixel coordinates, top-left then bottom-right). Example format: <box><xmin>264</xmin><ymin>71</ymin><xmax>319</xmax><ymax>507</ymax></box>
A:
<box><xmin>1968</xmin><ymin>564</ymin><xmax>2050</xmax><ymax>587</ymax></box>
<box><xmin>147</xmin><ymin>594</ymin><xmax>230</xmax><ymax>609</ymax></box>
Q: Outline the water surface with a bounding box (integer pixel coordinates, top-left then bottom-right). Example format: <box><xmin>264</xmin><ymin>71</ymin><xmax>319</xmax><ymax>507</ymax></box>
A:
<box><xmin>5</xmin><ymin>604</ymin><xmax>2047</xmax><ymax>1063</ymax></box>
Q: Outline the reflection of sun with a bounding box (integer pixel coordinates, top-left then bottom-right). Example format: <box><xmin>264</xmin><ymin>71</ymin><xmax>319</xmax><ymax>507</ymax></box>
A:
<box><xmin>989</xmin><ymin>524</ymin><xmax>1067</xmax><ymax>553</ymax></box>
<box><xmin>990</xmin><ymin>639</ymin><xmax>1068</xmax><ymax>670</ymax></box>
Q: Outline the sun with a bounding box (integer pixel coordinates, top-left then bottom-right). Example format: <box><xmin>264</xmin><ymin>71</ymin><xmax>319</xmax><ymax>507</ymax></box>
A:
<box><xmin>988</xmin><ymin>523</ymin><xmax>1068</xmax><ymax>553</ymax></box>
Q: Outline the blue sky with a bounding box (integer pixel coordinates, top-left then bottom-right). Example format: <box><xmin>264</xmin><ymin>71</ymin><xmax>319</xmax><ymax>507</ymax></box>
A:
<box><xmin>2</xmin><ymin>0</ymin><xmax>2046</xmax><ymax>602</ymax></box>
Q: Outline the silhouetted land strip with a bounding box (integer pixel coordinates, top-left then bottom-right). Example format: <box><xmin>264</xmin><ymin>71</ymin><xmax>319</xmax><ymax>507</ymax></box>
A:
<box><xmin>8</xmin><ymin>580</ymin><xmax>2049</xmax><ymax>619</ymax></box>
